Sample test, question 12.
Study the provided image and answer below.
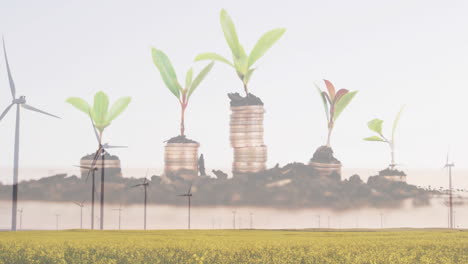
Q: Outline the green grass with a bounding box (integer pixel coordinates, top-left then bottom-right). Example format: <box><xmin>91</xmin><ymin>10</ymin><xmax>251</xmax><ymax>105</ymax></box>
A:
<box><xmin>0</xmin><ymin>229</ymin><xmax>467</xmax><ymax>263</ymax></box>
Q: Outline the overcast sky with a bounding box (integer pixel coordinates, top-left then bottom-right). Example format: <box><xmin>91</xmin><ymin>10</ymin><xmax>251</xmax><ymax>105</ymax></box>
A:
<box><xmin>0</xmin><ymin>0</ymin><xmax>468</xmax><ymax>178</ymax></box>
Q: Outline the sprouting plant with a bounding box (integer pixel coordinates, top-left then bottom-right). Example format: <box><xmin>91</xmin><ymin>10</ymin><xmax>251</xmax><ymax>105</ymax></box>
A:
<box><xmin>316</xmin><ymin>80</ymin><xmax>358</xmax><ymax>147</ymax></box>
<box><xmin>152</xmin><ymin>48</ymin><xmax>214</xmax><ymax>137</ymax></box>
<box><xmin>195</xmin><ymin>9</ymin><xmax>286</xmax><ymax>96</ymax></box>
<box><xmin>66</xmin><ymin>91</ymin><xmax>132</xmax><ymax>144</ymax></box>
<box><xmin>364</xmin><ymin>106</ymin><xmax>405</xmax><ymax>169</ymax></box>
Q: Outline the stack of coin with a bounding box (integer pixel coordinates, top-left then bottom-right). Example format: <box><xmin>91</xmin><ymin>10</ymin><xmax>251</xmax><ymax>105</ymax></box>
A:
<box><xmin>230</xmin><ymin>105</ymin><xmax>267</xmax><ymax>174</ymax></box>
<box><xmin>164</xmin><ymin>142</ymin><xmax>199</xmax><ymax>178</ymax></box>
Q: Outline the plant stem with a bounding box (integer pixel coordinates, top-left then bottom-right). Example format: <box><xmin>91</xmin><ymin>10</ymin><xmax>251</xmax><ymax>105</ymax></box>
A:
<box><xmin>326</xmin><ymin>122</ymin><xmax>333</xmax><ymax>147</ymax></box>
<box><xmin>243</xmin><ymin>83</ymin><xmax>249</xmax><ymax>96</ymax></box>
<box><xmin>180</xmin><ymin>94</ymin><xmax>187</xmax><ymax>137</ymax></box>
<box><xmin>180</xmin><ymin>104</ymin><xmax>186</xmax><ymax>137</ymax></box>
<box><xmin>389</xmin><ymin>141</ymin><xmax>395</xmax><ymax>168</ymax></box>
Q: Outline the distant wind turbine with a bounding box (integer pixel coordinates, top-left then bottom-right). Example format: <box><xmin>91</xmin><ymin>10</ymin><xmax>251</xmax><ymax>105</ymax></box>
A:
<box><xmin>0</xmin><ymin>38</ymin><xmax>60</xmax><ymax>231</ymax></box>
<box><xmin>178</xmin><ymin>183</ymin><xmax>193</xmax><ymax>230</ymax></box>
<box><xmin>73</xmin><ymin>200</ymin><xmax>85</xmax><ymax>229</ymax></box>
<box><xmin>314</xmin><ymin>215</ymin><xmax>320</xmax><ymax>228</ymax></box>
<box><xmin>55</xmin><ymin>214</ymin><xmax>60</xmax><ymax>231</ymax></box>
<box><xmin>131</xmin><ymin>171</ymin><xmax>150</xmax><ymax>230</ymax></box>
<box><xmin>232</xmin><ymin>210</ymin><xmax>236</xmax><ymax>229</ymax></box>
<box><xmin>75</xmin><ymin>165</ymin><xmax>97</xmax><ymax>229</ymax></box>
<box><xmin>17</xmin><ymin>208</ymin><xmax>23</xmax><ymax>230</ymax></box>
<box><xmin>443</xmin><ymin>151</ymin><xmax>455</xmax><ymax>229</ymax></box>
<box><xmin>112</xmin><ymin>204</ymin><xmax>123</xmax><ymax>230</ymax></box>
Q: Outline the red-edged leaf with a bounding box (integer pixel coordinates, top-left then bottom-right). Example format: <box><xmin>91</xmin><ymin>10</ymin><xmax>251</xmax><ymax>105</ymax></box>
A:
<box><xmin>324</xmin><ymin>79</ymin><xmax>336</xmax><ymax>100</ymax></box>
<box><xmin>334</xmin><ymin>89</ymin><xmax>349</xmax><ymax>103</ymax></box>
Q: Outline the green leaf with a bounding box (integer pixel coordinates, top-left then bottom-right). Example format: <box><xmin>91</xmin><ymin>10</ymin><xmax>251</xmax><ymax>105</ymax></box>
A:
<box><xmin>151</xmin><ymin>48</ymin><xmax>181</xmax><ymax>98</ymax></box>
<box><xmin>220</xmin><ymin>9</ymin><xmax>242</xmax><ymax>59</ymax></box>
<box><xmin>92</xmin><ymin>91</ymin><xmax>109</xmax><ymax>128</ymax></box>
<box><xmin>363</xmin><ymin>136</ymin><xmax>386</xmax><ymax>142</ymax></box>
<box><xmin>66</xmin><ymin>97</ymin><xmax>90</xmax><ymax>116</ymax></box>
<box><xmin>106</xmin><ymin>96</ymin><xmax>132</xmax><ymax>124</ymax></box>
<box><xmin>188</xmin><ymin>62</ymin><xmax>214</xmax><ymax>98</ymax></box>
<box><xmin>185</xmin><ymin>68</ymin><xmax>193</xmax><ymax>89</ymax></box>
<box><xmin>368</xmin><ymin>119</ymin><xmax>384</xmax><ymax>134</ymax></box>
<box><xmin>333</xmin><ymin>90</ymin><xmax>358</xmax><ymax>121</ymax></box>
<box><xmin>248</xmin><ymin>28</ymin><xmax>286</xmax><ymax>67</ymax></box>
<box><xmin>314</xmin><ymin>83</ymin><xmax>330</xmax><ymax>123</ymax></box>
<box><xmin>194</xmin><ymin>52</ymin><xmax>233</xmax><ymax>67</ymax></box>
<box><xmin>392</xmin><ymin>105</ymin><xmax>405</xmax><ymax>143</ymax></box>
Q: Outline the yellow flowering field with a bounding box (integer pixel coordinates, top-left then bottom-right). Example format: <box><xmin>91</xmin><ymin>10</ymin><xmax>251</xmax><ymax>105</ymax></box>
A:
<box><xmin>0</xmin><ymin>229</ymin><xmax>467</xmax><ymax>264</ymax></box>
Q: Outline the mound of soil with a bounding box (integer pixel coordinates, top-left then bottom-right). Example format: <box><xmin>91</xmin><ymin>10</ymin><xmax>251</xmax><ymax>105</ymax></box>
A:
<box><xmin>378</xmin><ymin>168</ymin><xmax>407</xmax><ymax>177</ymax></box>
<box><xmin>228</xmin><ymin>93</ymin><xmax>264</xmax><ymax>106</ymax></box>
<box><xmin>166</xmin><ymin>135</ymin><xmax>199</xmax><ymax>144</ymax></box>
<box><xmin>310</xmin><ymin>146</ymin><xmax>341</xmax><ymax>164</ymax></box>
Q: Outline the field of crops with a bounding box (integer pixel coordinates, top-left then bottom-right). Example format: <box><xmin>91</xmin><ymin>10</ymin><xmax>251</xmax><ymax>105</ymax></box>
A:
<box><xmin>0</xmin><ymin>229</ymin><xmax>467</xmax><ymax>264</ymax></box>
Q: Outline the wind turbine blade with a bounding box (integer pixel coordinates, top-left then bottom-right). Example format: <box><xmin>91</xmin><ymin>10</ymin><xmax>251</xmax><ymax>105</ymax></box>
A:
<box><xmin>22</xmin><ymin>104</ymin><xmax>60</xmax><ymax>119</ymax></box>
<box><xmin>131</xmin><ymin>184</ymin><xmax>142</xmax><ymax>188</ymax></box>
<box><xmin>2</xmin><ymin>38</ymin><xmax>16</xmax><ymax>99</ymax></box>
<box><xmin>0</xmin><ymin>103</ymin><xmax>14</xmax><ymax>122</ymax></box>
<box><xmin>74</xmin><ymin>165</ymin><xmax>94</xmax><ymax>170</ymax></box>
<box><xmin>86</xmin><ymin>148</ymin><xmax>102</xmax><ymax>181</ymax></box>
<box><xmin>104</xmin><ymin>144</ymin><xmax>128</xmax><ymax>149</ymax></box>
<box><xmin>188</xmin><ymin>182</ymin><xmax>192</xmax><ymax>195</ymax></box>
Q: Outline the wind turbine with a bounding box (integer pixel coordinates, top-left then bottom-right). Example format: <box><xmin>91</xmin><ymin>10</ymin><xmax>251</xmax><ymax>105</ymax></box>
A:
<box><xmin>86</xmin><ymin>114</ymin><xmax>127</xmax><ymax>230</ymax></box>
<box><xmin>314</xmin><ymin>214</ymin><xmax>320</xmax><ymax>228</ymax></box>
<box><xmin>55</xmin><ymin>214</ymin><xmax>60</xmax><ymax>231</ymax></box>
<box><xmin>17</xmin><ymin>208</ymin><xmax>23</xmax><ymax>230</ymax></box>
<box><xmin>178</xmin><ymin>183</ymin><xmax>193</xmax><ymax>230</ymax></box>
<box><xmin>232</xmin><ymin>210</ymin><xmax>236</xmax><ymax>229</ymax></box>
<box><xmin>0</xmin><ymin>38</ymin><xmax>60</xmax><ymax>231</ymax></box>
<box><xmin>75</xmin><ymin>165</ymin><xmax>97</xmax><ymax>229</ymax></box>
<box><xmin>73</xmin><ymin>200</ymin><xmax>85</xmax><ymax>229</ymax></box>
<box><xmin>444</xmin><ymin>151</ymin><xmax>455</xmax><ymax>229</ymax></box>
<box><xmin>131</xmin><ymin>171</ymin><xmax>150</xmax><ymax>230</ymax></box>
<box><xmin>112</xmin><ymin>204</ymin><xmax>123</xmax><ymax>230</ymax></box>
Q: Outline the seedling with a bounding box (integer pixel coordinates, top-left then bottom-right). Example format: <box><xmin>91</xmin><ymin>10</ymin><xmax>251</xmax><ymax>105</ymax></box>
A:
<box><xmin>66</xmin><ymin>91</ymin><xmax>131</xmax><ymax>144</ymax></box>
<box><xmin>152</xmin><ymin>48</ymin><xmax>214</xmax><ymax>137</ymax></box>
<box><xmin>195</xmin><ymin>9</ymin><xmax>286</xmax><ymax>96</ymax></box>
<box><xmin>316</xmin><ymin>80</ymin><xmax>358</xmax><ymax>147</ymax></box>
<box><xmin>364</xmin><ymin>106</ymin><xmax>405</xmax><ymax>169</ymax></box>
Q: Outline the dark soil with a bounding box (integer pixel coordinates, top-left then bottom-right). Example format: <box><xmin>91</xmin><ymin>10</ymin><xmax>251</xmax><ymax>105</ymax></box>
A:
<box><xmin>0</xmin><ymin>161</ymin><xmax>436</xmax><ymax>210</ymax></box>
<box><xmin>378</xmin><ymin>168</ymin><xmax>407</xmax><ymax>177</ymax></box>
<box><xmin>310</xmin><ymin>146</ymin><xmax>341</xmax><ymax>164</ymax></box>
<box><xmin>81</xmin><ymin>152</ymin><xmax>120</xmax><ymax>160</ymax></box>
<box><xmin>228</xmin><ymin>93</ymin><xmax>264</xmax><ymax>106</ymax></box>
<box><xmin>166</xmin><ymin>135</ymin><xmax>198</xmax><ymax>144</ymax></box>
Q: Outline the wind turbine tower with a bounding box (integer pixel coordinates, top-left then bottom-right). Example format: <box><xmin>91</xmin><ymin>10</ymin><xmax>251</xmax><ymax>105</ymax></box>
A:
<box><xmin>444</xmin><ymin>152</ymin><xmax>455</xmax><ymax>229</ymax></box>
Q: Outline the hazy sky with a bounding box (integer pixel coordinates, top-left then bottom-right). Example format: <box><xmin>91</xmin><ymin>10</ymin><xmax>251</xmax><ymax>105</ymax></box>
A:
<box><xmin>1</xmin><ymin>0</ymin><xmax>468</xmax><ymax>179</ymax></box>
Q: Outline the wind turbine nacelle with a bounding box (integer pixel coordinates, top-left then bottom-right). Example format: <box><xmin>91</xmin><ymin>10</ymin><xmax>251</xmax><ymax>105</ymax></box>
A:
<box><xmin>13</xmin><ymin>96</ymin><xmax>26</xmax><ymax>104</ymax></box>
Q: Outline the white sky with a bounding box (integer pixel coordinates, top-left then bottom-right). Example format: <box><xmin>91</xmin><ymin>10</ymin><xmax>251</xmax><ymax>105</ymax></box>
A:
<box><xmin>0</xmin><ymin>0</ymin><xmax>468</xmax><ymax>178</ymax></box>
